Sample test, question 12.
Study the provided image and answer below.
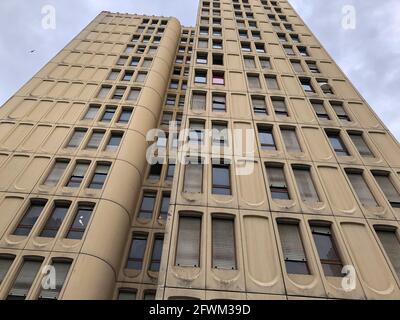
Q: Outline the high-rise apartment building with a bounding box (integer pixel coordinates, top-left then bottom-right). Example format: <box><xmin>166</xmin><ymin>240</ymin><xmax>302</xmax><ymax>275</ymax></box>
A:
<box><xmin>0</xmin><ymin>0</ymin><xmax>399</xmax><ymax>300</ymax></box>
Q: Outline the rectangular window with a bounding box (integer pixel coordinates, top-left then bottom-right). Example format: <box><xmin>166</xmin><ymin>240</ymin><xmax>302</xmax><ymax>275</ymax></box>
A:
<box><xmin>38</xmin><ymin>260</ymin><xmax>72</xmax><ymax>300</ymax></box>
<box><xmin>331</xmin><ymin>101</ymin><xmax>351</xmax><ymax>122</ymax></box>
<box><xmin>126</xmin><ymin>234</ymin><xmax>147</xmax><ymax>270</ymax></box>
<box><xmin>272</xmin><ymin>97</ymin><xmax>288</xmax><ymax>116</ymax></box>
<box><xmin>0</xmin><ymin>255</ymin><xmax>14</xmax><ymax>286</ymax></box>
<box><xmin>212</xmin><ymin>53</ymin><xmax>223</xmax><ymax>66</ymax></box>
<box><xmin>277</xmin><ymin>222</ymin><xmax>309</xmax><ymax>275</ymax></box>
<box><xmin>183</xmin><ymin>158</ymin><xmax>203</xmax><ymax>193</ymax></box>
<box><xmin>118</xmin><ymin>289</ymin><xmax>137</xmax><ymax>300</ymax></box>
<box><xmin>212</xmin><ymin>94</ymin><xmax>226</xmax><ymax>112</ymax></box>
<box><xmin>284</xmin><ymin>46</ymin><xmax>295</xmax><ymax>55</ymax></box>
<box><xmin>166</xmin><ymin>162</ymin><xmax>175</xmax><ymax>181</ymax></box>
<box><xmin>281</xmin><ymin>128</ymin><xmax>301</xmax><ymax>152</ymax></box>
<box><xmin>307</xmin><ymin>61</ymin><xmax>320</xmax><ymax>73</ymax></box>
<box><xmin>135</xmin><ymin>72</ymin><xmax>147</xmax><ymax>83</ymax></box>
<box><xmin>265</xmin><ymin>164</ymin><xmax>290</xmax><ymax>199</ymax></box>
<box><xmin>13</xmin><ymin>201</ymin><xmax>47</xmax><ymax>236</ymax></box>
<box><xmin>327</xmin><ymin>131</ymin><xmax>349</xmax><ymax>156</ymax></box>
<box><xmin>40</xmin><ymin>202</ymin><xmax>70</xmax><ymax>238</ymax></box>
<box><xmin>300</xmin><ymin>78</ymin><xmax>315</xmax><ymax>93</ymax></box>
<box><xmin>7</xmin><ymin>258</ymin><xmax>43</xmax><ymax>300</ymax></box>
<box><xmin>176</xmin><ymin>215</ymin><xmax>201</xmax><ymax>267</ymax></box>
<box><xmin>318</xmin><ymin>80</ymin><xmax>334</xmax><ymax>94</ymax></box>
<box><xmin>189</xmin><ymin>121</ymin><xmax>205</xmax><ymax>145</ymax></box>
<box><xmin>159</xmin><ymin>193</ymin><xmax>170</xmax><ymax>220</ymax></box>
<box><xmin>212</xmin><ymin>162</ymin><xmax>231</xmax><ymax>195</ymax></box>
<box><xmin>138</xmin><ymin>192</ymin><xmax>156</xmax><ymax>220</ymax></box>
<box><xmin>258</xmin><ymin>126</ymin><xmax>276</xmax><ymax>151</ymax></box>
<box><xmin>252</xmin><ymin>96</ymin><xmax>268</xmax><ymax>115</ymax></box>
<box><xmin>101</xmin><ymin>107</ymin><xmax>116</xmax><ymax>122</ymax></box>
<box><xmin>44</xmin><ymin>160</ymin><xmax>70</xmax><ymax>186</ymax></box>
<box><xmin>248</xmin><ymin>74</ymin><xmax>261</xmax><ymax>89</ymax></box>
<box><xmin>195</xmin><ymin>70</ymin><xmax>207</xmax><ymax>84</ymax></box>
<box><xmin>112</xmin><ymin>87</ymin><xmax>126</xmax><ymax>100</ymax></box>
<box><xmin>122</xmin><ymin>71</ymin><xmax>133</xmax><ymax>81</ymax></box>
<box><xmin>66</xmin><ymin>204</ymin><xmax>93</xmax><ymax>240</ymax></box>
<box><xmin>348</xmin><ymin>132</ymin><xmax>374</xmax><ymax>157</ymax></box>
<box><xmin>298</xmin><ymin>46</ymin><xmax>309</xmax><ymax>56</ymax></box>
<box><xmin>149</xmin><ymin>235</ymin><xmax>164</xmax><ymax>272</ymax></box>
<box><xmin>374</xmin><ymin>227</ymin><xmax>400</xmax><ymax>277</ymax></box>
<box><xmin>241</xmin><ymin>42</ymin><xmax>251</xmax><ymax>52</ymax></box>
<box><xmin>67</xmin><ymin>129</ymin><xmax>87</xmax><ymax>149</ymax></box>
<box><xmin>293</xmin><ymin>166</ymin><xmax>320</xmax><ymax>202</ymax></box>
<box><xmin>198</xmin><ymin>39</ymin><xmax>208</xmax><ymax>48</ymax></box>
<box><xmin>212</xmin><ymin>217</ymin><xmax>236</xmax><ymax>270</ymax></box>
<box><xmin>265</xmin><ymin>75</ymin><xmax>279</xmax><ymax>90</ymax></box>
<box><xmin>108</xmin><ymin>69</ymin><xmax>120</xmax><ymax>81</ymax></box>
<box><xmin>346</xmin><ymin>170</ymin><xmax>379</xmax><ymax>207</ymax></box>
<box><xmin>105</xmin><ymin>132</ymin><xmax>123</xmax><ymax>152</ymax></box>
<box><xmin>311</xmin><ymin>100</ymin><xmax>330</xmax><ymax>120</ymax></box>
<box><xmin>212</xmin><ymin>71</ymin><xmax>225</xmax><ymax>85</ymax></box>
<box><xmin>86</xmin><ymin>131</ymin><xmax>105</xmax><ymax>150</ymax></box>
<box><xmin>255</xmin><ymin>43</ymin><xmax>266</xmax><ymax>53</ymax></box>
<box><xmin>127</xmin><ymin>88</ymin><xmax>140</xmax><ymax>101</ymax></box>
<box><xmin>66</xmin><ymin>162</ymin><xmax>89</xmax><ymax>188</ymax></box>
<box><xmin>196</xmin><ymin>52</ymin><xmax>208</xmax><ymax>64</ymax></box>
<box><xmin>310</xmin><ymin>224</ymin><xmax>343</xmax><ymax>277</ymax></box>
<box><xmin>373</xmin><ymin>172</ymin><xmax>400</xmax><ymax>208</ymax></box>
<box><xmin>117</xmin><ymin>57</ymin><xmax>128</xmax><ymax>66</ymax></box>
<box><xmin>212</xmin><ymin>123</ymin><xmax>228</xmax><ymax>147</ymax></box>
<box><xmin>144</xmin><ymin>291</ymin><xmax>156</xmax><ymax>300</ymax></box>
<box><xmin>212</xmin><ymin>39</ymin><xmax>222</xmax><ymax>49</ymax></box>
<box><xmin>142</xmin><ymin>58</ymin><xmax>153</xmax><ymax>68</ymax></box>
<box><xmin>97</xmin><ymin>86</ymin><xmax>111</xmax><ymax>99</ymax></box>
<box><xmin>118</xmin><ymin>108</ymin><xmax>133</xmax><ymax>124</ymax></box>
<box><xmin>88</xmin><ymin>163</ymin><xmax>110</xmax><ymax>189</ymax></box>
<box><xmin>291</xmin><ymin>60</ymin><xmax>304</xmax><ymax>73</ymax></box>
<box><xmin>244</xmin><ymin>56</ymin><xmax>256</xmax><ymax>68</ymax></box>
<box><xmin>83</xmin><ymin>105</ymin><xmax>100</xmax><ymax>120</ymax></box>
<box><xmin>161</xmin><ymin>112</ymin><xmax>173</xmax><ymax>126</ymax></box>
<box><xmin>148</xmin><ymin>163</ymin><xmax>162</xmax><ymax>181</ymax></box>
<box><xmin>130</xmin><ymin>57</ymin><xmax>140</xmax><ymax>67</ymax></box>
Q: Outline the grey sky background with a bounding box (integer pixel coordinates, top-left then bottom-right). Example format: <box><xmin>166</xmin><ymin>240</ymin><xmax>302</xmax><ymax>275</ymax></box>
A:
<box><xmin>0</xmin><ymin>0</ymin><xmax>398</xmax><ymax>139</ymax></box>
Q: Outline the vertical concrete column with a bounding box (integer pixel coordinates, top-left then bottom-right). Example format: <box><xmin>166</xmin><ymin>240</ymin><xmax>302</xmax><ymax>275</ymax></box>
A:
<box><xmin>62</xmin><ymin>18</ymin><xmax>182</xmax><ymax>300</ymax></box>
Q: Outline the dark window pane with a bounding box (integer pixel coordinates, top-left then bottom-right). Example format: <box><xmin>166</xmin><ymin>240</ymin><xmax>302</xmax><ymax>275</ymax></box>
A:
<box><xmin>40</xmin><ymin>204</ymin><xmax>70</xmax><ymax>238</ymax></box>
<box><xmin>149</xmin><ymin>236</ymin><xmax>164</xmax><ymax>272</ymax></box>
<box><xmin>66</xmin><ymin>205</ymin><xmax>93</xmax><ymax>240</ymax></box>
<box><xmin>14</xmin><ymin>202</ymin><xmax>46</xmax><ymax>236</ymax></box>
<box><xmin>126</xmin><ymin>235</ymin><xmax>147</xmax><ymax>270</ymax></box>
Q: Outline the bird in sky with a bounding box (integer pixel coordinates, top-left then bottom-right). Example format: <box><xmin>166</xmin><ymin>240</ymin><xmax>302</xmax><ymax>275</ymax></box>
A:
<box><xmin>28</xmin><ymin>50</ymin><xmax>37</xmax><ymax>54</ymax></box>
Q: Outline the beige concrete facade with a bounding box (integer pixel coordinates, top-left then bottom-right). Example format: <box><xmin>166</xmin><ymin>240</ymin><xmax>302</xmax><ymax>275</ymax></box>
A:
<box><xmin>0</xmin><ymin>0</ymin><xmax>399</xmax><ymax>300</ymax></box>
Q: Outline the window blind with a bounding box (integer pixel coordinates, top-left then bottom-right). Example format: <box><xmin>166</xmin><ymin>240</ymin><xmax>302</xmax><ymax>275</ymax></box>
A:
<box><xmin>374</xmin><ymin>174</ymin><xmax>400</xmax><ymax>203</ymax></box>
<box><xmin>293</xmin><ymin>167</ymin><xmax>320</xmax><ymax>202</ymax></box>
<box><xmin>281</xmin><ymin>129</ymin><xmax>301</xmax><ymax>152</ymax></box>
<box><xmin>248</xmin><ymin>76</ymin><xmax>261</xmax><ymax>89</ymax></box>
<box><xmin>376</xmin><ymin>229</ymin><xmax>400</xmax><ymax>277</ymax></box>
<box><xmin>87</xmin><ymin>132</ymin><xmax>104</xmax><ymax>149</ymax></box>
<box><xmin>8</xmin><ymin>259</ymin><xmax>43</xmax><ymax>298</ymax></box>
<box><xmin>45</xmin><ymin>161</ymin><xmax>69</xmax><ymax>186</ymax></box>
<box><xmin>349</xmin><ymin>134</ymin><xmax>373</xmax><ymax>157</ymax></box>
<box><xmin>266</xmin><ymin>166</ymin><xmax>287</xmax><ymax>188</ymax></box>
<box><xmin>278</xmin><ymin>223</ymin><xmax>307</xmax><ymax>262</ymax></box>
<box><xmin>176</xmin><ymin>216</ymin><xmax>201</xmax><ymax>267</ymax></box>
<box><xmin>183</xmin><ymin>162</ymin><xmax>203</xmax><ymax>193</ymax></box>
<box><xmin>347</xmin><ymin>172</ymin><xmax>378</xmax><ymax>207</ymax></box>
<box><xmin>212</xmin><ymin>218</ymin><xmax>236</xmax><ymax>269</ymax></box>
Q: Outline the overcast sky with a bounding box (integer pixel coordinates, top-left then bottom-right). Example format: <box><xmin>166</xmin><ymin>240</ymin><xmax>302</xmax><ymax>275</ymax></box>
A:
<box><xmin>0</xmin><ymin>0</ymin><xmax>398</xmax><ymax>139</ymax></box>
